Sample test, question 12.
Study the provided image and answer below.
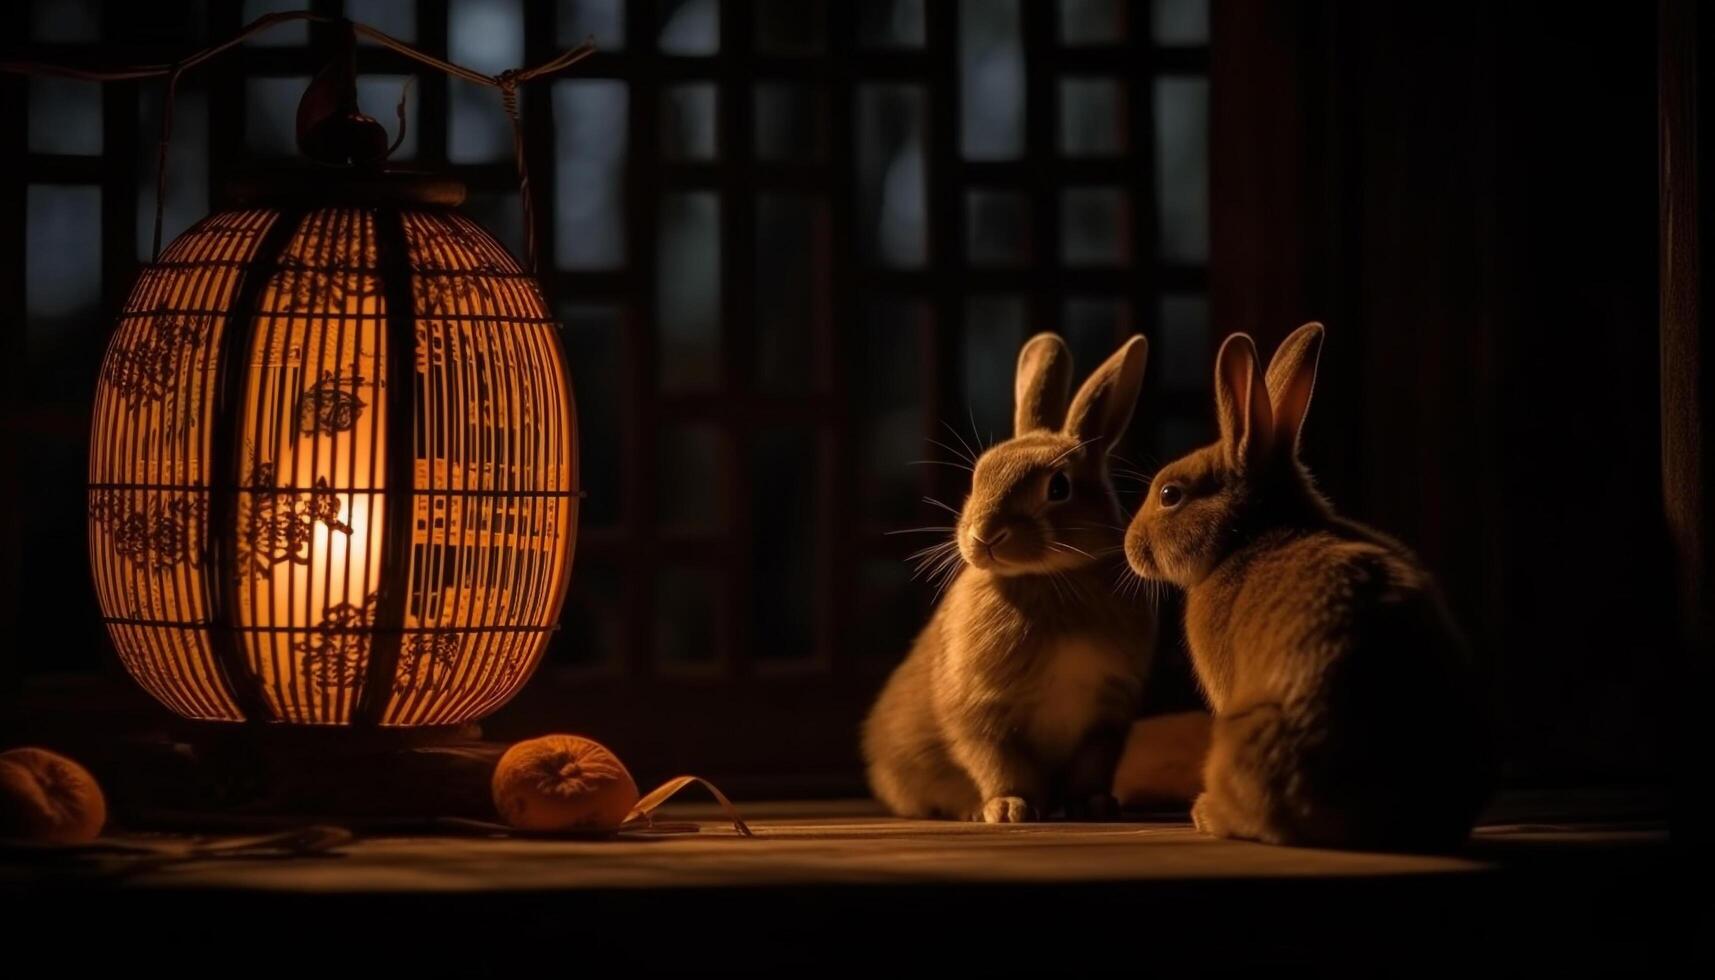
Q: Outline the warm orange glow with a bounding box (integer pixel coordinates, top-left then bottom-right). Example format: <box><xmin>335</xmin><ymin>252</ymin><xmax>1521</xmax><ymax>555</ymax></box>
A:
<box><xmin>89</xmin><ymin>206</ymin><xmax>577</xmax><ymax>725</ymax></box>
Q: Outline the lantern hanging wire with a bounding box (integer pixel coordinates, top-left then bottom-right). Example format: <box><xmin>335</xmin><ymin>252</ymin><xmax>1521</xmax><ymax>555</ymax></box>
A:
<box><xmin>0</xmin><ymin>11</ymin><xmax>596</xmax><ymax>272</ymax></box>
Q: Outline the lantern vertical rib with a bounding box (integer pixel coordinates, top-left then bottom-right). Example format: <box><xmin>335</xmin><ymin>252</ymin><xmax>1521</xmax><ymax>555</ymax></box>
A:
<box><xmin>209</xmin><ymin>208</ymin><xmax>302</xmax><ymax>722</ymax></box>
<box><xmin>354</xmin><ymin>208</ymin><xmax>417</xmax><ymax>726</ymax></box>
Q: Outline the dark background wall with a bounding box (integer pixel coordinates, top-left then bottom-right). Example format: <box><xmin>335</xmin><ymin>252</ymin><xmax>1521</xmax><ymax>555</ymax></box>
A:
<box><xmin>0</xmin><ymin>0</ymin><xmax>1676</xmax><ymax>795</ymax></box>
<box><xmin>1214</xmin><ymin>0</ymin><xmax>1670</xmax><ymax>786</ymax></box>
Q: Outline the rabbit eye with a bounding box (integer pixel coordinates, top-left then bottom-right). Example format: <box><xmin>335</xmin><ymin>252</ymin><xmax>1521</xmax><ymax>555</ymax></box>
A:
<box><xmin>1159</xmin><ymin>483</ymin><xmax>1185</xmax><ymax>509</ymax></box>
<box><xmin>1046</xmin><ymin>471</ymin><xmax>1073</xmax><ymax>504</ymax></box>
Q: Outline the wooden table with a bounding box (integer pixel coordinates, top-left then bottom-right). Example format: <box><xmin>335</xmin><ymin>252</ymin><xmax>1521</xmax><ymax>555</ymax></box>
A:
<box><xmin>3</xmin><ymin>795</ymin><xmax>1681</xmax><ymax>971</ymax></box>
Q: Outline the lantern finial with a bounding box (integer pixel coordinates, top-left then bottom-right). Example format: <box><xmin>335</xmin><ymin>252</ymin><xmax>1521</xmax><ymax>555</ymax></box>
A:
<box><xmin>295</xmin><ymin>19</ymin><xmax>390</xmax><ymax>168</ymax></box>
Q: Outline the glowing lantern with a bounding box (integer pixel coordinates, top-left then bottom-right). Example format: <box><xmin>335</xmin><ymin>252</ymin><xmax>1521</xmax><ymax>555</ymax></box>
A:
<box><xmin>87</xmin><ymin>179</ymin><xmax>578</xmax><ymax>726</ymax></box>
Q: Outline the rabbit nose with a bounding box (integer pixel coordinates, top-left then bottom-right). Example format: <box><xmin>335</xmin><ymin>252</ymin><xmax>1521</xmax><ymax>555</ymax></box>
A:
<box><xmin>974</xmin><ymin>527</ymin><xmax>1011</xmax><ymax>558</ymax></box>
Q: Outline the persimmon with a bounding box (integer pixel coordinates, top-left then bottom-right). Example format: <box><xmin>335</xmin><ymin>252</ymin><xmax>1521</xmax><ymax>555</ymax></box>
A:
<box><xmin>0</xmin><ymin>747</ymin><xmax>107</xmax><ymax>843</ymax></box>
<box><xmin>492</xmin><ymin>735</ymin><xmax>639</xmax><ymax>832</ymax></box>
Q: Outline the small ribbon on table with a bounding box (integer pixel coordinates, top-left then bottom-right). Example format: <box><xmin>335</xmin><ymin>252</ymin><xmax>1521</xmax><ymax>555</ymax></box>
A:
<box><xmin>621</xmin><ymin>775</ymin><xmax>753</xmax><ymax>838</ymax></box>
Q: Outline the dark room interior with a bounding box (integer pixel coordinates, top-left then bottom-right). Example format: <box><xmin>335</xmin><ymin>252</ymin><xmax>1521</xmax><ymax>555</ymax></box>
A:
<box><xmin>0</xmin><ymin>0</ymin><xmax>1696</xmax><ymax>971</ymax></box>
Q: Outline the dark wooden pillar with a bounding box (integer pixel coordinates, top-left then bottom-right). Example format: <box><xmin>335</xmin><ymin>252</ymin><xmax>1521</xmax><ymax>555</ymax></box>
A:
<box><xmin>1659</xmin><ymin>0</ymin><xmax>1713</xmax><ymax>842</ymax></box>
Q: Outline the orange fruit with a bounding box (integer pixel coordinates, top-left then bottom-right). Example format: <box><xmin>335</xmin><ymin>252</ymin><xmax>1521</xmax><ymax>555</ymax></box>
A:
<box><xmin>0</xmin><ymin>747</ymin><xmax>107</xmax><ymax>843</ymax></box>
<box><xmin>492</xmin><ymin>735</ymin><xmax>639</xmax><ymax>832</ymax></box>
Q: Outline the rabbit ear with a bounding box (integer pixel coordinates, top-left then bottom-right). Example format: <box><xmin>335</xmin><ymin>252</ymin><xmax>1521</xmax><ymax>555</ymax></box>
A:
<box><xmin>1064</xmin><ymin>335</ymin><xmax>1148</xmax><ymax>451</ymax></box>
<box><xmin>1264</xmin><ymin>322</ymin><xmax>1325</xmax><ymax>457</ymax></box>
<box><xmin>1214</xmin><ymin>332</ymin><xmax>1273</xmax><ymax>467</ymax></box>
<box><xmin>1014</xmin><ymin>332</ymin><xmax>1074</xmax><ymax>435</ymax></box>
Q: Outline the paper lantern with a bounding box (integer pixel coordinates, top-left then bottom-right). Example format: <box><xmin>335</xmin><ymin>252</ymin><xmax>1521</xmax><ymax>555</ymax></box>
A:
<box><xmin>87</xmin><ymin>178</ymin><xmax>579</xmax><ymax>725</ymax></box>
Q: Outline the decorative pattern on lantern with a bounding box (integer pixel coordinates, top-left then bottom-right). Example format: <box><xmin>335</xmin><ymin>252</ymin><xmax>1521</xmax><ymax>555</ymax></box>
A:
<box><xmin>88</xmin><ymin>195</ymin><xmax>579</xmax><ymax>726</ymax></box>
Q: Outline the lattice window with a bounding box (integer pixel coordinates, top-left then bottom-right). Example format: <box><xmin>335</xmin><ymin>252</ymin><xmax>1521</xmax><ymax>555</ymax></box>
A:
<box><xmin>3</xmin><ymin>1</ymin><xmax>1208</xmax><ymax>762</ymax></box>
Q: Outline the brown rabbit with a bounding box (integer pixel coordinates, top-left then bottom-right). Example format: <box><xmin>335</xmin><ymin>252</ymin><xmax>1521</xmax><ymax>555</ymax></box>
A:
<box><xmin>863</xmin><ymin>333</ymin><xmax>1157</xmax><ymax>822</ymax></box>
<box><xmin>1123</xmin><ymin>323</ymin><xmax>1493</xmax><ymax>850</ymax></box>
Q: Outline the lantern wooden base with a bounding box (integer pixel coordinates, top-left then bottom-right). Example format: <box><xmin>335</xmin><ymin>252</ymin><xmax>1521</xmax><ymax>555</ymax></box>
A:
<box><xmin>103</xmin><ymin>726</ymin><xmax>511</xmax><ymax>831</ymax></box>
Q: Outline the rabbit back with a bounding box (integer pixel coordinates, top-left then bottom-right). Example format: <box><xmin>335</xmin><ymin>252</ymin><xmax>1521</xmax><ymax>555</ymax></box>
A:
<box><xmin>1187</xmin><ymin>525</ymin><xmax>1493</xmax><ymax>848</ymax></box>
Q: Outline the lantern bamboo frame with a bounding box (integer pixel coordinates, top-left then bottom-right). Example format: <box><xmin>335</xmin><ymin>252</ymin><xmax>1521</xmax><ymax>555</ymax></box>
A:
<box><xmin>89</xmin><ymin>191</ymin><xmax>580</xmax><ymax>726</ymax></box>
<box><xmin>0</xmin><ymin>14</ymin><xmax>600</xmax><ymax>726</ymax></box>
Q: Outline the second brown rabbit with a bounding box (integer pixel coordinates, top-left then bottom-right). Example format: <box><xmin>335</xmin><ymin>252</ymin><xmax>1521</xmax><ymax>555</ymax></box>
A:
<box><xmin>1124</xmin><ymin>323</ymin><xmax>1493</xmax><ymax>850</ymax></box>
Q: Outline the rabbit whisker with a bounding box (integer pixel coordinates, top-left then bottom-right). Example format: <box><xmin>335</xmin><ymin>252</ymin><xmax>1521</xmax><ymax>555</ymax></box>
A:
<box><xmin>927</xmin><ymin>437</ymin><xmax>976</xmax><ymax>467</ymax></box>
<box><xmin>1050</xmin><ymin>540</ymin><xmax>1098</xmax><ymax>561</ymax></box>
<box><xmin>906</xmin><ymin>538</ymin><xmax>957</xmax><ymax>562</ymax></box>
<box><xmin>942</xmin><ymin>420</ymin><xmax>980</xmax><ymax>466</ymax></box>
<box><xmin>906</xmin><ymin>541</ymin><xmax>958</xmax><ymax>562</ymax></box>
<box><xmin>913</xmin><ymin>550</ymin><xmax>963</xmax><ymax>585</ymax></box>
<box><xmin>1046</xmin><ymin>569</ymin><xmax>1070</xmax><ymax>605</ymax></box>
<box><xmin>907</xmin><ymin>459</ymin><xmax>974</xmax><ymax>474</ymax></box>
<box><xmin>888</xmin><ymin>526</ymin><xmax>957</xmax><ymax>536</ymax></box>
<box><xmin>921</xmin><ymin>496</ymin><xmax>961</xmax><ymax>518</ymax></box>
<box><xmin>966</xmin><ymin>404</ymin><xmax>991</xmax><ymax>455</ymax></box>
<box><xmin>930</xmin><ymin>553</ymin><xmax>963</xmax><ymax>602</ymax></box>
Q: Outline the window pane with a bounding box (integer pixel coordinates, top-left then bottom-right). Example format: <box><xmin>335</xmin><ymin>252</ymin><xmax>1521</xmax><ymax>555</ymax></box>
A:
<box><xmin>752</xmin><ymin>429</ymin><xmax>819</xmax><ymax>661</ymax></box>
<box><xmin>31</xmin><ymin>0</ymin><xmax>99</xmax><ymax>42</ymax></box>
<box><xmin>449</xmin><ymin>0</ymin><xmax>524</xmax><ymax>163</ymax></box>
<box><xmin>449</xmin><ymin>81</ymin><xmax>511</xmax><ymax>163</ymax></box>
<box><xmin>756</xmin><ymin>0</ymin><xmax>823</xmax><ymax>54</ymax></box>
<box><xmin>26</xmin><ymin>185</ymin><xmax>102</xmax><ymax>333</ymax></box>
<box><xmin>858</xmin><ymin>0</ymin><xmax>925</xmax><ymax>47</ymax></box>
<box><xmin>1059</xmin><ymin>0</ymin><xmax>1126</xmax><ymax>44</ymax></box>
<box><xmin>655</xmin><ymin>566</ymin><xmax>722</xmax><ymax>668</ymax></box>
<box><xmin>659</xmin><ymin>425</ymin><xmax>725</xmax><ymax>530</ymax></box>
<box><xmin>349</xmin><ymin>0</ymin><xmax>416</xmax><ymax>42</ymax></box>
<box><xmin>964</xmin><ymin>295</ymin><xmax>1028</xmax><ymax>444</ymax></box>
<box><xmin>755</xmin><ymin>83</ymin><xmax>824</xmax><ymax>162</ymax></box>
<box><xmin>1059</xmin><ymin>78</ymin><xmax>1127</xmax><ymax>157</ymax></box>
<box><xmin>960</xmin><ymin>0</ymin><xmax>1024</xmax><ymax>160</ymax></box>
<box><xmin>559</xmin><ymin>0</ymin><xmax>625</xmax><ymax>48</ymax></box>
<box><xmin>966</xmin><ymin>190</ymin><xmax>1031</xmax><ymax>267</ymax></box>
<box><xmin>243</xmin><ymin>0</ymin><xmax>308</xmax><ymax>46</ymax></box>
<box><xmin>854</xmin><ymin>297</ymin><xmax>928</xmax><ymax>526</ymax></box>
<box><xmin>658</xmin><ymin>192</ymin><xmax>722</xmax><ymax>390</ymax></box>
<box><xmin>1062</xmin><ymin>297</ymin><xmax>1133</xmax><ymax>375</ymax></box>
<box><xmin>450</xmin><ymin>0</ymin><xmax>523</xmax><ymax>71</ymax></box>
<box><xmin>356</xmin><ymin>75</ymin><xmax>417</xmax><ymax>160</ymax></box>
<box><xmin>756</xmin><ymin>194</ymin><xmax>828</xmax><ymax>392</ymax></box>
<box><xmin>137</xmin><ymin>87</ymin><xmax>209</xmax><ymax>260</ymax></box>
<box><xmin>660</xmin><ymin>0</ymin><xmax>720</xmax><ymax>54</ymax></box>
<box><xmin>29</xmin><ymin>79</ymin><xmax>102</xmax><ymax>155</ymax></box>
<box><xmin>662</xmin><ymin>84</ymin><xmax>718</xmax><ymax>160</ymax></box>
<box><xmin>558</xmin><ymin>303</ymin><xmax>626</xmax><ymax>527</ymax></box>
<box><xmin>1159</xmin><ymin>294</ymin><xmax>1211</xmax><ymax>392</ymax></box>
<box><xmin>1153</xmin><ymin>0</ymin><xmax>1210</xmax><ymax>45</ymax></box>
<box><xmin>1061</xmin><ymin>186</ymin><xmax>1130</xmax><ymax>266</ymax></box>
<box><xmin>1155</xmin><ymin>77</ymin><xmax>1209</xmax><ymax>263</ymax></box>
<box><xmin>245</xmin><ymin>77</ymin><xmax>307</xmax><ymax>158</ymax></box>
<box><xmin>554</xmin><ymin>79</ymin><xmax>628</xmax><ymax>270</ymax></box>
<box><xmin>857</xmin><ymin>84</ymin><xmax>927</xmax><ymax>267</ymax></box>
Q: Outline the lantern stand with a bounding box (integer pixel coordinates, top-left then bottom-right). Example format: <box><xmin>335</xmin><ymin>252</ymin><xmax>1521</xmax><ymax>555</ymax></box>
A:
<box><xmin>6</xmin><ymin>17</ymin><xmax>596</xmax><ymax>828</ymax></box>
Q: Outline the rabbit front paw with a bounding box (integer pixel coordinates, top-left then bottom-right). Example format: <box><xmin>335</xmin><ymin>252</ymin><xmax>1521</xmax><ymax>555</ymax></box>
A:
<box><xmin>981</xmin><ymin>796</ymin><xmax>1037</xmax><ymax>823</ymax></box>
<box><xmin>1190</xmin><ymin>792</ymin><xmax>1228</xmax><ymax>837</ymax></box>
